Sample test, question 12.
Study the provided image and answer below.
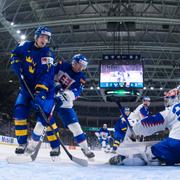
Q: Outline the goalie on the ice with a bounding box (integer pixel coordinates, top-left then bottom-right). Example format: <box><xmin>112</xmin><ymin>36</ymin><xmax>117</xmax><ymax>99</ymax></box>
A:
<box><xmin>111</xmin><ymin>96</ymin><xmax>151</xmax><ymax>154</ymax></box>
<box><xmin>109</xmin><ymin>86</ymin><xmax>180</xmax><ymax>166</ymax></box>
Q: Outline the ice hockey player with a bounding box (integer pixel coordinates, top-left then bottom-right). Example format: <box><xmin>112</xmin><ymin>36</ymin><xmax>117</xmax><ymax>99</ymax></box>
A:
<box><xmin>95</xmin><ymin>124</ymin><xmax>112</xmax><ymax>152</ymax></box>
<box><xmin>10</xmin><ymin>26</ymin><xmax>60</xmax><ymax>156</ymax></box>
<box><xmin>49</xmin><ymin>54</ymin><xmax>95</xmax><ymax>159</ymax></box>
<box><xmin>128</xmin><ymin>96</ymin><xmax>151</xmax><ymax>125</ymax></box>
<box><xmin>111</xmin><ymin>107</ymin><xmax>131</xmax><ymax>153</ymax></box>
<box><xmin>110</xmin><ymin>86</ymin><xmax>180</xmax><ymax>166</ymax></box>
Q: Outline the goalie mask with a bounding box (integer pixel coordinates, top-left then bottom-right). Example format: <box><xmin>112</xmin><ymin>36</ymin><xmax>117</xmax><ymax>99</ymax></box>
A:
<box><xmin>164</xmin><ymin>85</ymin><xmax>180</xmax><ymax>107</ymax></box>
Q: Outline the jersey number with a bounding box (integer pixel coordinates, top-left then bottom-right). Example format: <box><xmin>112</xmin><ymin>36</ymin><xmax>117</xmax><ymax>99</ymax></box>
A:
<box><xmin>172</xmin><ymin>103</ymin><xmax>180</xmax><ymax>121</ymax></box>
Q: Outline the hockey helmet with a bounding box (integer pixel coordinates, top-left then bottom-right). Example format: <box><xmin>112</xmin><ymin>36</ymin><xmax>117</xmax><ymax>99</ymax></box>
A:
<box><xmin>72</xmin><ymin>54</ymin><xmax>88</xmax><ymax>70</ymax></box>
<box><xmin>143</xmin><ymin>96</ymin><xmax>151</xmax><ymax>101</ymax></box>
<box><xmin>34</xmin><ymin>26</ymin><xmax>51</xmax><ymax>42</ymax></box>
<box><xmin>164</xmin><ymin>85</ymin><xmax>180</xmax><ymax>107</ymax></box>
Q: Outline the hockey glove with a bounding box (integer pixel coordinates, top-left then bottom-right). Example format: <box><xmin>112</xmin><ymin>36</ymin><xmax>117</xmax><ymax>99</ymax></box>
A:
<box><xmin>55</xmin><ymin>90</ymin><xmax>75</xmax><ymax>109</ymax></box>
<box><xmin>54</xmin><ymin>83</ymin><xmax>63</xmax><ymax>94</ymax></box>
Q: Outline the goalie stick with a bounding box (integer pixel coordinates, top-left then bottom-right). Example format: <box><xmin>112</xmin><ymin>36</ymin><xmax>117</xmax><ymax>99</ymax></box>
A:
<box><xmin>7</xmin><ymin>74</ymin><xmax>88</xmax><ymax>167</ymax></box>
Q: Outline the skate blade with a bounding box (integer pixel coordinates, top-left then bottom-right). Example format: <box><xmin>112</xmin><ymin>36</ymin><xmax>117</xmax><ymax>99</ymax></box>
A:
<box><xmin>88</xmin><ymin>157</ymin><xmax>95</xmax><ymax>162</ymax></box>
<box><xmin>7</xmin><ymin>155</ymin><xmax>32</xmax><ymax>164</ymax></box>
<box><xmin>51</xmin><ymin>156</ymin><xmax>60</xmax><ymax>162</ymax></box>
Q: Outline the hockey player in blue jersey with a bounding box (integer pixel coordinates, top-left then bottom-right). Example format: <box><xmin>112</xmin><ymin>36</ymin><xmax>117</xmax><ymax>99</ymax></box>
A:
<box><xmin>112</xmin><ymin>107</ymin><xmax>131</xmax><ymax>153</ymax></box>
<box><xmin>48</xmin><ymin>54</ymin><xmax>95</xmax><ymax>159</ymax></box>
<box><xmin>95</xmin><ymin>124</ymin><xmax>111</xmax><ymax>152</ymax></box>
<box><xmin>10</xmin><ymin>26</ymin><xmax>60</xmax><ymax>156</ymax></box>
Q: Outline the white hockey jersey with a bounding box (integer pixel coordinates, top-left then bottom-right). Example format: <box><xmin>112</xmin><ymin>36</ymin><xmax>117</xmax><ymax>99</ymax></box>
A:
<box><xmin>128</xmin><ymin>104</ymin><xmax>150</xmax><ymax>126</ymax></box>
<box><xmin>133</xmin><ymin>103</ymin><xmax>180</xmax><ymax>140</ymax></box>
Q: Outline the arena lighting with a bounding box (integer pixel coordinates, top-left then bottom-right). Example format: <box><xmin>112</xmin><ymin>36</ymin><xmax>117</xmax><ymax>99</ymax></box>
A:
<box><xmin>105</xmin><ymin>89</ymin><xmax>140</xmax><ymax>96</ymax></box>
<box><xmin>10</xmin><ymin>22</ymin><xmax>14</xmax><ymax>26</ymax></box>
<box><xmin>20</xmin><ymin>34</ymin><xmax>26</xmax><ymax>40</ymax></box>
<box><xmin>143</xmin><ymin>87</ymin><xmax>147</xmax><ymax>90</ymax></box>
<box><xmin>160</xmin><ymin>87</ymin><xmax>163</xmax><ymax>90</ymax></box>
<box><xmin>16</xmin><ymin>30</ymin><xmax>21</xmax><ymax>34</ymax></box>
<box><xmin>97</xmin><ymin>86</ymin><xmax>100</xmax><ymax>89</ymax></box>
<box><xmin>90</xmin><ymin>86</ymin><xmax>94</xmax><ymax>90</ymax></box>
<box><xmin>150</xmin><ymin>86</ymin><xmax>154</xmax><ymax>90</ymax></box>
<box><xmin>9</xmin><ymin>80</ymin><xmax>13</xmax><ymax>83</ymax></box>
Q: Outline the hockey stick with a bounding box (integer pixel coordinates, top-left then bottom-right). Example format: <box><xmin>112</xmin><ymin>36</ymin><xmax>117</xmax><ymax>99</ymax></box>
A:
<box><xmin>116</xmin><ymin>101</ymin><xmax>138</xmax><ymax>141</ymax></box>
<box><xmin>20</xmin><ymin>74</ymin><xmax>88</xmax><ymax>167</ymax></box>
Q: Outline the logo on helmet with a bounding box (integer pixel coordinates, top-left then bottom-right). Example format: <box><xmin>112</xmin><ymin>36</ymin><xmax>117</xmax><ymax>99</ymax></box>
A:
<box><xmin>34</xmin><ymin>26</ymin><xmax>51</xmax><ymax>43</ymax></box>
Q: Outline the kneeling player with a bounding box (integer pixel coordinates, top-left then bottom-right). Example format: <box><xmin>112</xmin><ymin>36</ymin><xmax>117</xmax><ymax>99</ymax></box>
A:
<box><xmin>110</xmin><ymin>86</ymin><xmax>180</xmax><ymax>166</ymax></box>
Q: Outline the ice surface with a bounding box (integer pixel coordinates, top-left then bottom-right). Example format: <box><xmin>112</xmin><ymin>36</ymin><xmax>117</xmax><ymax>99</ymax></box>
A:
<box><xmin>0</xmin><ymin>144</ymin><xmax>179</xmax><ymax>180</ymax></box>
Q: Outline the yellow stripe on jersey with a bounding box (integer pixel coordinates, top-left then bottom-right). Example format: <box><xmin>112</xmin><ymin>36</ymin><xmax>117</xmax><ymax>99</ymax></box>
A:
<box><xmin>114</xmin><ymin>140</ymin><xmax>120</xmax><ymax>145</ymax></box>
<box><xmin>15</xmin><ymin>130</ymin><xmax>28</xmax><ymax>136</ymax></box>
<box><xmin>46</xmin><ymin>124</ymin><xmax>58</xmax><ymax>131</ymax></box>
<box><xmin>35</xmin><ymin>84</ymin><xmax>49</xmax><ymax>91</ymax></box>
<box><xmin>15</xmin><ymin>119</ymin><xmax>27</xmax><ymax>126</ymax></box>
<box><xmin>121</xmin><ymin>127</ymin><xmax>127</xmax><ymax>131</ymax></box>
<box><xmin>47</xmin><ymin>135</ymin><xmax>57</xmax><ymax>141</ymax></box>
<box><xmin>113</xmin><ymin>143</ymin><xmax>119</xmax><ymax>147</ymax></box>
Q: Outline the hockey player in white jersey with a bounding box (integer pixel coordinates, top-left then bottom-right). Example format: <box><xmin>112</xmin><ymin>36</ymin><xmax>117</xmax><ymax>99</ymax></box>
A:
<box><xmin>119</xmin><ymin>96</ymin><xmax>151</xmax><ymax>142</ymax></box>
<box><xmin>95</xmin><ymin>124</ymin><xmax>111</xmax><ymax>152</ymax></box>
<box><xmin>110</xmin><ymin>86</ymin><xmax>180</xmax><ymax>166</ymax></box>
<box><xmin>128</xmin><ymin>96</ymin><xmax>151</xmax><ymax>125</ymax></box>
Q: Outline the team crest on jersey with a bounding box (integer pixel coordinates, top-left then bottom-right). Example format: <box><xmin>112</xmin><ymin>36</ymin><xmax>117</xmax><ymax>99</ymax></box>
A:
<box><xmin>57</xmin><ymin>71</ymin><xmax>75</xmax><ymax>90</ymax></box>
<box><xmin>41</xmin><ymin>57</ymin><xmax>54</xmax><ymax>65</ymax></box>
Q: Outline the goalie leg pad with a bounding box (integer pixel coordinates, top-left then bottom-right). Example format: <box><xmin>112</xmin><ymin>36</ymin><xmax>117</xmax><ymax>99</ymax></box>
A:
<box><xmin>122</xmin><ymin>157</ymin><xmax>146</xmax><ymax>166</ymax></box>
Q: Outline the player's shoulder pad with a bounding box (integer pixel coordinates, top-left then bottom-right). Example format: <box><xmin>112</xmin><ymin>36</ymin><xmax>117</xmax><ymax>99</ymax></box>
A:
<box><xmin>18</xmin><ymin>40</ymin><xmax>31</xmax><ymax>47</ymax></box>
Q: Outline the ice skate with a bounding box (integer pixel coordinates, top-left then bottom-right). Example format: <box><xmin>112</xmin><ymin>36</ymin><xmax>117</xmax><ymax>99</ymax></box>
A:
<box><xmin>50</xmin><ymin>146</ymin><xmax>60</xmax><ymax>161</ymax></box>
<box><xmin>25</xmin><ymin>140</ymin><xmax>39</xmax><ymax>155</ymax></box>
<box><xmin>81</xmin><ymin>148</ymin><xmax>95</xmax><ymax>160</ymax></box>
<box><xmin>15</xmin><ymin>144</ymin><xmax>27</xmax><ymax>154</ymax></box>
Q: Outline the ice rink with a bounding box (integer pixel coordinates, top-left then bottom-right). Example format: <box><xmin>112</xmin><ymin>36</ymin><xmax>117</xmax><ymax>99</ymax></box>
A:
<box><xmin>0</xmin><ymin>143</ymin><xmax>179</xmax><ymax>180</ymax></box>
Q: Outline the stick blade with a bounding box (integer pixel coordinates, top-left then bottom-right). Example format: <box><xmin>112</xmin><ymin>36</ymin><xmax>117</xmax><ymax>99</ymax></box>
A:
<box><xmin>71</xmin><ymin>156</ymin><xmax>88</xmax><ymax>167</ymax></box>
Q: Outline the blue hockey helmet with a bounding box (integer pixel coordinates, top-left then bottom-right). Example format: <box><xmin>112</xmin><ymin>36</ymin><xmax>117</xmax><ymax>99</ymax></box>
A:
<box><xmin>34</xmin><ymin>26</ymin><xmax>51</xmax><ymax>42</ymax></box>
<box><xmin>143</xmin><ymin>96</ymin><xmax>151</xmax><ymax>101</ymax></box>
<box><xmin>72</xmin><ymin>54</ymin><xmax>88</xmax><ymax>70</ymax></box>
<box><xmin>124</xmin><ymin>107</ymin><xmax>130</xmax><ymax>112</ymax></box>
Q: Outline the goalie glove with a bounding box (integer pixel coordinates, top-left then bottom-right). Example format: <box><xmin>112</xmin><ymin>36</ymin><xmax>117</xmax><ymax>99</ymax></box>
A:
<box><xmin>55</xmin><ymin>90</ymin><xmax>75</xmax><ymax>108</ymax></box>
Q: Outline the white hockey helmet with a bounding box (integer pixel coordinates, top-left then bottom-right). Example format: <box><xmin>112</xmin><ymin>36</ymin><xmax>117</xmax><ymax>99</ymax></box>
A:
<box><xmin>103</xmin><ymin>124</ymin><xmax>107</xmax><ymax>129</ymax></box>
<box><xmin>164</xmin><ymin>85</ymin><xmax>180</xmax><ymax>107</ymax></box>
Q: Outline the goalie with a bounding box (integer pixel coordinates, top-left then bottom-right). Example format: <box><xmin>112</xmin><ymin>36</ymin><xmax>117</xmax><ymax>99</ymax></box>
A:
<box><xmin>109</xmin><ymin>86</ymin><xmax>180</xmax><ymax>166</ymax></box>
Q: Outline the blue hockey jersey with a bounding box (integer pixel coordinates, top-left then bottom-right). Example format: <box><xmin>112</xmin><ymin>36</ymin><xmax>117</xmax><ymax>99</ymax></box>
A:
<box><xmin>10</xmin><ymin>41</ymin><xmax>55</xmax><ymax>98</ymax></box>
<box><xmin>54</xmin><ymin>61</ymin><xmax>86</xmax><ymax>98</ymax></box>
<box><xmin>114</xmin><ymin>116</ymin><xmax>128</xmax><ymax>142</ymax></box>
